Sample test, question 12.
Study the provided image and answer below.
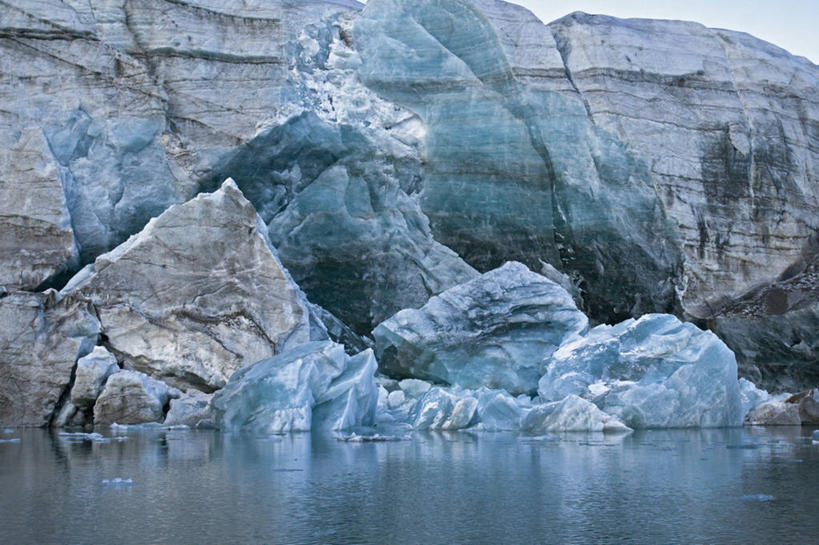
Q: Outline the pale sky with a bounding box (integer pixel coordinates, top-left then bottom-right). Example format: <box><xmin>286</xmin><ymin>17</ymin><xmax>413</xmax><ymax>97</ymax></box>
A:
<box><xmin>513</xmin><ymin>0</ymin><xmax>818</xmax><ymax>63</ymax></box>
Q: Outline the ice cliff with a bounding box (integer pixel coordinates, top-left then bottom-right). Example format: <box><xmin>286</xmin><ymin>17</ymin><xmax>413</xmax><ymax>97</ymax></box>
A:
<box><xmin>0</xmin><ymin>0</ymin><xmax>817</xmax><ymax>430</ymax></box>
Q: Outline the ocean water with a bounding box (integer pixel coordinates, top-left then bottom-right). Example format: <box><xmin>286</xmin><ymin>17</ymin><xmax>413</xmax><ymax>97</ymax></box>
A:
<box><xmin>0</xmin><ymin>427</ymin><xmax>817</xmax><ymax>544</ymax></box>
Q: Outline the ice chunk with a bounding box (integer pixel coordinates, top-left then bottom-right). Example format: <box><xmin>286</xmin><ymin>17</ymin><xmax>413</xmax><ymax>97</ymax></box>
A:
<box><xmin>745</xmin><ymin>396</ymin><xmax>801</xmax><ymax>426</ymax></box>
<box><xmin>164</xmin><ymin>391</ymin><xmax>214</xmax><ymax>428</ymax></box>
<box><xmin>58</xmin><ymin>431</ymin><xmax>126</xmax><ymax>444</ymax></box>
<box><xmin>337</xmin><ymin>432</ymin><xmax>410</xmax><ymax>442</ymax></box>
<box><xmin>385</xmin><ymin>385</ymin><xmax>529</xmax><ymax>431</ymax></box>
<box><xmin>741</xmin><ymin>494</ymin><xmax>774</xmax><ymax>502</ymax></box>
<box><xmin>738</xmin><ymin>378</ymin><xmax>770</xmax><ymax>417</ymax></box>
<box><xmin>101</xmin><ymin>478</ymin><xmax>134</xmax><ymax>487</ymax></box>
<box><xmin>521</xmin><ymin>395</ymin><xmax>631</xmax><ymax>433</ymax></box>
<box><xmin>312</xmin><ymin>349</ymin><xmax>379</xmax><ymax>432</ymax></box>
<box><xmin>212</xmin><ymin>342</ymin><xmax>377</xmax><ymax>434</ymax></box>
<box><xmin>71</xmin><ymin>346</ymin><xmax>120</xmax><ymax>407</ymax></box>
<box><xmin>374</xmin><ymin>262</ymin><xmax>588</xmax><ymax>395</ymax></box>
<box><xmin>0</xmin><ymin>438</ymin><xmax>20</xmax><ymax>444</ymax></box>
<box><xmin>474</xmin><ymin>389</ymin><xmax>525</xmax><ymax>431</ymax></box>
<box><xmin>93</xmin><ymin>370</ymin><xmax>180</xmax><ymax>425</ymax></box>
<box><xmin>412</xmin><ymin>388</ymin><xmax>478</xmax><ymax>430</ymax></box>
<box><xmin>62</xmin><ymin>180</ymin><xmax>316</xmax><ymax>393</ymax></box>
<box><xmin>539</xmin><ymin>314</ymin><xmax>743</xmax><ymax>428</ymax></box>
<box><xmin>387</xmin><ymin>390</ymin><xmax>406</xmax><ymax>410</ymax></box>
<box><xmin>399</xmin><ymin>379</ymin><xmax>432</xmax><ymax>398</ymax></box>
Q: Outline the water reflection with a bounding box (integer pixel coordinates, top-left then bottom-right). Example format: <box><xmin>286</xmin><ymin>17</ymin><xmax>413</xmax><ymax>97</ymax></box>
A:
<box><xmin>0</xmin><ymin>427</ymin><xmax>817</xmax><ymax>544</ymax></box>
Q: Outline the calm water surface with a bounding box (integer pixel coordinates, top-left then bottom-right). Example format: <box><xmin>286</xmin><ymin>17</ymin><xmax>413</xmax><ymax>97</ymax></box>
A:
<box><xmin>1</xmin><ymin>427</ymin><xmax>817</xmax><ymax>544</ymax></box>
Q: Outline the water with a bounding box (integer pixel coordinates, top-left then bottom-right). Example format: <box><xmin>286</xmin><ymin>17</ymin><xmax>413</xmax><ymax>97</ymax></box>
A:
<box><xmin>1</xmin><ymin>427</ymin><xmax>818</xmax><ymax>544</ymax></box>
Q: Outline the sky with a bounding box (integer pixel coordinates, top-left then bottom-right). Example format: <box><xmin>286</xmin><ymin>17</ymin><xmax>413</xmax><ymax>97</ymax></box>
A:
<box><xmin>512</xmin><ymin>0</ymin><xmax>818</xmax><ymax>63</ymax></box>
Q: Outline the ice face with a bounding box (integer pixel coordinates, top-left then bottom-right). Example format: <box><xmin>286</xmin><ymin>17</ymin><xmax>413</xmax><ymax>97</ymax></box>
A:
<box><xmin>212</xmin><ymin>341</ymin><xmax>377</xmax><ymax>434</ymax></box>
<box><xmin>374</xmin><ymin>262</ymin><xmax>588</xmax><ymax>395</ymax></box>
<box><xmin>356</xmin><ymin>0</ymin><xmax>681</xmax><ymax>323</ymax></box>
<box><xmin>539</xmin><ymin>314</ymin><xmax>743</xmax><ymax>428</ymax></box>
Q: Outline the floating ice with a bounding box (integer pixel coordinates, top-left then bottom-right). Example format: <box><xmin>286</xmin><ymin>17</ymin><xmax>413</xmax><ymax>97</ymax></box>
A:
<box><xmin>412</xmin><ymin>388</ymin><xmax>478</xmax><ymax>430</ymax></box>
<box><xmin>2</xmin><ymin>429</ymin><xmax>12</xmax><ymax>434</ymax></box>
<box><xmin>336</xmin><ymin>433</ymin><xmax>410</xmax><ymax>442</ymax></box>
<box><xmin>539</xmin><ymin>314</ymin><xmax>743</xmax><ymax>428</ymax></box>
<box><xmin>0</xmin><ymin>438</ymin><xmax>20</xmax><ymax>444</ymax></box>
<box><xmin>741</xmin><ymin>494</ymin><xmax>774</xmax><ymax>502</ymax></box>
<box><xmin>392</xmin><ymin>386</ymin><xmax>528</xmax><ymax>431</ymax></box>
<box><xmin>518</xmin><ymin>435</ymin><xmax>560</xmax><ymax>443</ymax></box>
<box><xmin>521</xmin><ymin>395</ymin><xmax>631</xmax><ymax>433</ymax></box>
<box><xmin>101</xmin><ymin>478</ymin><xmax>134</xmax><ymax>487</ymax></box>
<box><xmin>213</xmin><ymin>341</ymin><xmax>378</xmax><ymax>434</ymax></box>
<box><xmin>58</xmin><ymin>432</ymin><xmax>126</xmax><ymax>444</ymax></box>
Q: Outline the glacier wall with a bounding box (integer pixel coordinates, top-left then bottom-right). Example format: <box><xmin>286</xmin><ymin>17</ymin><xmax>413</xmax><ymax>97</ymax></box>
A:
<box><xmin>0</xmin><ymin>0</ymin><xmax>817</xmax><ymax>428</ymax></box>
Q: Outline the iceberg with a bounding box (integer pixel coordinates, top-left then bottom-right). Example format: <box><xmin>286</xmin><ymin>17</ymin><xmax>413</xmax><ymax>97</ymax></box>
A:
<box><xmin>212</xmin><ymin>341</ymin><xmax>378</xmax><ymax>434</ymax></box>
<box><xmin>539</xmin><ymin>314</ymin><xmax>743</xmax><ymax>428</ymax></box>
<box><xmin>374</xmin><ymin>262</ymin><xmax>588</xmax><ymax>395</ymax></box>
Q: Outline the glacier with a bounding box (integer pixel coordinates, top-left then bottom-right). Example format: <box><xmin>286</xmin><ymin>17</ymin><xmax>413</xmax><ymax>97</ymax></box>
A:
<box><xmin>0</xmin><ymin>0</ymin><xmax>815</xmax><ymax>433</ymax></box>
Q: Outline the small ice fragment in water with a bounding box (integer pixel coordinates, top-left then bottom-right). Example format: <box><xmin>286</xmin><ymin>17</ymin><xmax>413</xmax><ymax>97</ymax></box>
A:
<box><xmin>337</xmin><ymin>432</ymin><xmax>409</xmax><ymax>442</ymax></box>
<box><xmin>2</xmin><ymin>429</ymin><xmax>13</xmax><ymax>434</ymax></box>
<box><xmin>518</xmin><ymin>435</ymin><xmax>559</xmax><ymax>443</ymax></box>
<box><xmin>812</xmin><ymin>430</ymin><xmax>819</xmax><ymax>444</ymax></box>
<box><xmin>59</xmin><ymin>432</ymin><xmax>112</xmax><ymax>443</ymax></box>
<box><xmin>0</xmin><ymin>438</ymin><xmax>21</xmax><ymax>444</ymax></box>
<box><xmin>741</xmin><ymin>494</ymin><xmax>774</xmax><ymax>502</ymax></box>
<box><xmin>102</xmin><ymin>478</ymin><xmax>134</xmax><ymax>486</ymax></box>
